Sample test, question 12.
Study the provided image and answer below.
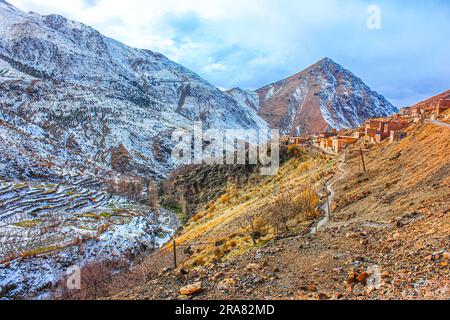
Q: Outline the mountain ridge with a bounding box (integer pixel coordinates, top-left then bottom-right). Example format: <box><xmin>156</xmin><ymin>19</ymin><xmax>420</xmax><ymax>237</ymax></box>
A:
<box><xmin>254</xmin><ymin>57</ymin><xmax>398</xmax><ymax>134</ymax></box>
<box><xmin>0</xmin><ymin>1</ymin><xmax>269</xmax><ymax>181</ymax></box>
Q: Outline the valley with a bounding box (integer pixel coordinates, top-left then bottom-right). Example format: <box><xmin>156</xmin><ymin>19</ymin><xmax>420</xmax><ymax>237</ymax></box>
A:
<box><xmin>0</xmin><ymin>0</ymin><xmax>448</xmax><ymax>301</ymax></box>
<box><xmin>107</xmin><ymin>110</ymin><xmax>449</xmax><ymax>300</ymax></box>
<box><xmin>0</xmin><ymin>174</ymin><xmax>178</xmax><ymax>299</ymax></box>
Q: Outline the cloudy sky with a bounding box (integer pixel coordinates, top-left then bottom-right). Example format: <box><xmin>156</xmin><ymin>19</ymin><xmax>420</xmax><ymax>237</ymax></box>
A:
<box><xmin>8</xmin><ymin>0</ymin><xmax>450</xmax><ymax>107</ymax></box>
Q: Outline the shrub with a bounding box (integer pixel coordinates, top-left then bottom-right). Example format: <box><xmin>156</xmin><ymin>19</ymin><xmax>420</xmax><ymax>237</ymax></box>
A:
<box><xmin>288</xmin><ymin>145</ymin><xmax>306</xmax><ymax>157</ymax></box>
<box><xmin>13</xmin><ymin>219</ymin><xmax>42</xmax><ymax>228</ymax></box>
<box><xmin>264</xmin><ymin>185</ymin><xmax>319</xmax><ymax>235</ymax></box>
<box><xmin>238</xmin><ymin>212</ymin><xmax>266</xmax><ymax>245</ymax></box>
<box><xmin>220</xmin><ymin>194</ymin><xmax>230</xmax><ymax>204</ymax></box>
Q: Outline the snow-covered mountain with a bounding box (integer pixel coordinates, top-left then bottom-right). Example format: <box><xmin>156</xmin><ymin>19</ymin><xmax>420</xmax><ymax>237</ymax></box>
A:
<box><xmin>226</xmin><ymin>88</ymin><xmax>260</xmax><ymax>112</ymax></box>
<box><xmin>0</xmin><ymin>0</ymin><xmax>269</xmax><ymax>181</ymax></box>
<box><xmin>255</xmin><ymin>58</ymin><xmax>398</xmax><ymax>135</ymax></box>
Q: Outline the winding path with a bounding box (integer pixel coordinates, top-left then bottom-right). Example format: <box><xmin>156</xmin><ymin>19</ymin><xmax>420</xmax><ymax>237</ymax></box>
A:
<box><xmin>311</xmin><ymin>153</ymin><xmax>347</xmax><ymax>234</ymax></box>
<box><xmin>427</xmin><ymin>120</ymin><xmax>450</xmax><ymax>129</ymax></box>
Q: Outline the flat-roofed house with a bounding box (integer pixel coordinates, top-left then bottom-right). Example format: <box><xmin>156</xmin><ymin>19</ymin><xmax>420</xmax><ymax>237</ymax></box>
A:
<box><xmin>289</xmin><ymin>137</ymin><xmax>310</xmax><ymax>145</ymax></box>
<box><xmin>320</xmin><ymin>137</ymin><xmax>333</xmax><ymax>151</ymax></box>
<box><xmin>436</xmin><ymin>99</ymin><xmax>450</xmax><ymax>115</ymax></box>
<box><xmin>390</xmin><ymin>131</ymin><xmax>407</xmax><ymax>143</ymax></box>
<box><xmin>332</xmin><ymin>136</ymin><xmax>359</xmax><ymax>153</ymax></box>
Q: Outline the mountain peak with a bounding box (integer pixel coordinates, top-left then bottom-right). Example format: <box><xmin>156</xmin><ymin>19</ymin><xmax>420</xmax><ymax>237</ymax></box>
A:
<box><xmin>256</xmin><ymin>58</ymin><xmax>397</xmax><ymax>134</ymax></box>
<box><xmin>317</xmin><ymin>57</ymin><xmax>334</xmax><ymax>64</ymax></box>
<box><xmin>310</xmin><ymin>57</ymin><xmax>342</xmax><ymax>70</ymax></box>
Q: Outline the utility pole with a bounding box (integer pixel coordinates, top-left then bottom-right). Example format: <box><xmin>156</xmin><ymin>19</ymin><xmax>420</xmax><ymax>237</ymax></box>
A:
<box><xmin>359</xmin><ymin>149</ymin><xmax>366</xmax><ymax>173</ymax></box>
<box><xmin>358</xmin><ymin>154</ymin><xmax>361</xmax><ymax>173</ymax></box>
<box><xmin>172</xmin><ymin>239</ymin><xmax>177</xmax><ymax>269</ymax></box>
<box><xmin>326</xmin><ymin>185</ymin><xmax>331</xmax><ymax>219</ymax></box>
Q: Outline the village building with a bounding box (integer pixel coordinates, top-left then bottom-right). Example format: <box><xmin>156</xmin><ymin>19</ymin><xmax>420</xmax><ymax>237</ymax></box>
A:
<box><xmin>390</xmin><ymin>131</ymin><xmax>407</xmax><ymax>143</ymax></box>
<box><xmin>319</xmin><ymin>129</ymin><xmax>337</xmax><ymax>139</ymax></box>
<box><xmin>364</xmin><ymin>118</ymin><xmax>409</xmax><ymax>143</ymax></box>
<box><xmin>332</xmin><ymin>136</ymin><xmax>359</xmax><ymax>153</ymax></box>
<box><xmin>319</xmin><ymin>137</ymin><xmax>334</xmax><ymax>150</ymax></box>
<box><xmin>289</xmin><ymin>136</ymin><xmax>310</xmax><ymax>145</ymax></box>
<box><xmin>436</xmin><ymin>99</ymin><xmax>450</xmax><ymax>116</ymax></box>
<box><xmin>411</xmin><ymin>106</ymin><xmax>423</xmax><ymax>118</ymax></box>
<box><xmin>353</xmin><ymin>130</ymin><xmax>365</xmax><ymax>139</ymax></box>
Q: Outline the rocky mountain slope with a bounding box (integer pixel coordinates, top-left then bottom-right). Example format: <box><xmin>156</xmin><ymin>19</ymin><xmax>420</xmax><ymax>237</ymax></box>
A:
<box><xmin>0</xmin><ymin>0</ymin><xmax>268</xmax><ymax>181</ymax></box>
<box><xmin>254</xmin><ymin>58</ymin><xmax>397</xmax><ymax>134</ymax></box>
<box><xmin>107</xmin><ymin>110</ymin><xmax>449</xmax><ymax>301</ymax></box>
<box><xmin>411</xmin><ymin>89</ymin><xmax>450</xmax><ymax>109</ymax></box>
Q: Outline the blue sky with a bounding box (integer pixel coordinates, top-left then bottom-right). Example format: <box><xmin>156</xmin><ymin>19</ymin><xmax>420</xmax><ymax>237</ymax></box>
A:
<box><xmin>9</xmin><ymin>0</ymin><xmax>450</xmax><ymax>107</ymax></box>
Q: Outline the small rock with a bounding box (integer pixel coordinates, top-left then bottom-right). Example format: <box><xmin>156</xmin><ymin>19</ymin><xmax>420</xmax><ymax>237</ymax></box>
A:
<box><xmin>245</xmin><ymin>263</ymin><xmax>260</xmax><ymax>271</ymax></box>
<box><xmin>307</xmin><ymin>283</ymin><xmax>317</xmax><ymax>292</ymax></box>
<box><xmin>179</xmin><ymin>282</ymin><xmax>203</xmax><ymax>296</ymax></box>
<box><xmin>217</xmin><ymin>278</ymin><xmax>235</xmax><ymax>291</ymax></box>
<box><xmin>318</xmin><ymin>293</ymin><xmax>329</xmax><ymax>300</ymax></box>
<box><xmin>357</xmin><ymin>272</ymin><xmax>370</xmax><ymax>284</ymax></box>
<box><xmin>252</xmin><ymin>277</ymin><xmax>263</xmax><ymax>285</ymax></box>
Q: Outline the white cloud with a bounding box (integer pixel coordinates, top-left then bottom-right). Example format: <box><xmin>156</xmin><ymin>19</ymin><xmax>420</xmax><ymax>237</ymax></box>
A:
<box><xmin>203</xmin><ymin>62</ymin><xmax>230</xmax><ymax>73</ymax></box>
<box><xmin>7</xmin><ymin>0</ymin><xmax>450</xmax><ymax>106</ymax></box>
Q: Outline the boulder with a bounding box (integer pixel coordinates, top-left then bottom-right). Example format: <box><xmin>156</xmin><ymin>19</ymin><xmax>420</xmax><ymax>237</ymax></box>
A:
<box><xmin>180</xmin><ymin>282</ymin><xmax>203</xmax><ymax>296</ymax></box>
<box><xmin>357</xmin><ymin>272</ymin><xmax>370</xmax><ymax>284</ymax></box>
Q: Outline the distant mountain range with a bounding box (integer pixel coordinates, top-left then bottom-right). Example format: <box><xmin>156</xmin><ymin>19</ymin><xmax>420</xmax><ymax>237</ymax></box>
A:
<box><xmin>0</xmin><ymin>0</ymin><xmax>268</xmax><ymax>181</ymax></box>
<box><xmin>0</xmin><ymin>1</ymin><xmax>396</xmax><ymax>181</ymax></box>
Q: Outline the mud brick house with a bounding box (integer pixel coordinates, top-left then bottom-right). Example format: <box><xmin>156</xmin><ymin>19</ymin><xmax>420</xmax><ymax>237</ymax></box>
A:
<box><xmin>383</xmin><ymin>120</ymin><xmax>409</xmax><ymax>134</ymax></box>
<box><xmin>364</xmin><ymin>119</ymin><xmax>409</xmax><ymax>143</ymax></box>
<box><xmin>390</xmin><ymin>131</ymin><xmax>407</xmax><ymax>143</ymax></box>
<box><xmin>353</xmin><ymin>131</ymin><xmax>365</xmax><ymax>139</ymax></box>
<box><xmin>320</xmin><ymin>137</ymin><xmax>334</xmax><ymax>150</ymax></box>
<box><xmin>411</xmin><ymin>106</ymin><xmax>424</xmax><ymax>117</ymax></box>
<box><xmin>332</xmin><ymin>136</ymin><xmax>359</xmax><ymax>153</ymax></box>
<box><xmin>319</xmin><ymin>129</ymin><xmax>337</xmax><ymax>139</ymax></box>
<box><xmin>289</xmin><ymin>137</ymin><xmax>310</xmax><ymax>145</ymax></box>
<box><xmin>365</xmin><ymin>120</ymin><xmax>383</xmax><ymax>142</ymax></box>
<box><xmin>436</xmin><ymin>99</ymin><xmax>450</xmax><ymax>115</ymax></box>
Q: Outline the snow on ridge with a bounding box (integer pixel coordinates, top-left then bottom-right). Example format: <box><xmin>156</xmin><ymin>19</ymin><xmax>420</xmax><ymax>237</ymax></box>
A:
<box><xmin>0</xmin><ymin>1</ymin><xmax>270</xmax><ymax>180</ymax></box>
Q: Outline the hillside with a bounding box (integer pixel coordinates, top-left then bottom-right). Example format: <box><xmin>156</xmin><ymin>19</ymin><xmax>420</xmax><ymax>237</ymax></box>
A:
<box><xmin>98</xmin><ymin>113</ymin><xmax>449</xmax><ymax>300</ymax></box>
<box><xmin>0</xmin><ymin>1</ymin><xmax>268</xmax><ymax>181</ymax></box>
<box><xmin>255</xmin><ymin>58</ymin><xmax>397</xmax><ymax>135</ymax></box>
<box><xmin>412</xmin><ymin>90</ymin><xmax>450</xmax><ymax>109</ymax></box>
<box><xmin>0</xmin><ymin>0</ymin><xmax>447</xmax><ymax>302</ymax></box>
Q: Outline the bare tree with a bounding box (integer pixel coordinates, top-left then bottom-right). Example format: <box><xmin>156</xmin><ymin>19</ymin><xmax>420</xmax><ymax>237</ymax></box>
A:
<box><xmin>239</xmin><ymin>212</ymin><xmax>263</xmax><ymax>245</ymax></box>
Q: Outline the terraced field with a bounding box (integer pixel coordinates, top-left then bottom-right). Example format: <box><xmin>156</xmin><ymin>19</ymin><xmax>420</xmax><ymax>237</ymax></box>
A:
<box><xmin>0</xmin><ymin>176</ymin><xmax>178</xmax><ymax>299</ymax></box>
<box><xmin>0</xmin><ymin>177</ymin><xmax>108</xmax><ymax>224</ymax></box>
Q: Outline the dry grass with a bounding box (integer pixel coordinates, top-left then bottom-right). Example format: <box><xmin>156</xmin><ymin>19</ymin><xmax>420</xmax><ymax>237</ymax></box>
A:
<box><xmin>168</xmin><ymin>151</ymin><xmax>331</xmax><ymax>268</ymax></box>
<box><xmin>333</xmin><ymin>122</ymin><xmax>450</xmax><ymax>223</ymax></box>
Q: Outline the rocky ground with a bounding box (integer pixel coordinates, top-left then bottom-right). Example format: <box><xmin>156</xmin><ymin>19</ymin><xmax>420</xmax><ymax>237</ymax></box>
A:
<box><xmin>110</xmin><ymin>122</ymin><xmax>449</xmax><ymax>301</ymax></box>
<box><xmin>113</xmin><ymin>201</ymin><xmax>448</xmax><ymax>300</ymax></box>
